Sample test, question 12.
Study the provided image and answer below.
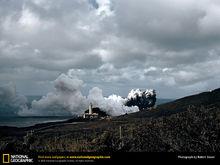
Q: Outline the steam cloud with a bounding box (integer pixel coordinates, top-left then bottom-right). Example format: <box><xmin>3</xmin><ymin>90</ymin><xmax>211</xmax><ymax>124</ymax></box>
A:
<box><xmin>2</xmin><ymin>70</ymin><xmax>156</xmax><ymax>116</ymax></box>
<box><xmin>0</xmin><ymin>83</ymin><xmax>28</xmax><ymax>116</ymax></box>
<box><xmin>125</xmin><ymin>89</ymin><xmax>156</xmax><ymax>110</ymax></box>
<box><xmin>19</xmin><ymin>71</ymin><xmax>140</xmax><ymax>116</ymax></box>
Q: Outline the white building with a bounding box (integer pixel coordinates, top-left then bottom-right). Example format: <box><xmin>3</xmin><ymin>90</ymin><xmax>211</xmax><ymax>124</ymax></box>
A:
<box><xmin>83</xmin><ymin>103</ymin><xmax>99</xmax><ymax>119</ymax></box>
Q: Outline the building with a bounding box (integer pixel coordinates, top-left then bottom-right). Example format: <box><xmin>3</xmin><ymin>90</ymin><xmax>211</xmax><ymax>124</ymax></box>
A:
<box><xmin>83</xmin><ymin>103</ymin><xmax>99</xmax><ymax>119</ymax></box>
<box><xmin>83</xmin><ymin>103</ymin><xmax>109</xmax><ymax>119</ymax></box>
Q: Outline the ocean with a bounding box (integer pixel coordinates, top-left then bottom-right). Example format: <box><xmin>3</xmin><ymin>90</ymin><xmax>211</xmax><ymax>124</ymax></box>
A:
<box><xmin>0</xmin><ymin>116</ymin><xmax>73</xmax><ymax>127</ymax></box>
<box><xmin>0</xmin><ymin>95</ymin><xmax>74</xmax><ymax>127</ymax></box>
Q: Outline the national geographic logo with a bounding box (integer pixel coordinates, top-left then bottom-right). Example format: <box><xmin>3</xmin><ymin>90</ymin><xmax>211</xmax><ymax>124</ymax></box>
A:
<box><xmin>2</xmin><ymin>154</ymin><xmax>33</xmax><ymax>163</ymax></box>
<box><xmin>2</xmin><ymin>154</ymin><xmax>10</xmax><ymax>164</ymax></box>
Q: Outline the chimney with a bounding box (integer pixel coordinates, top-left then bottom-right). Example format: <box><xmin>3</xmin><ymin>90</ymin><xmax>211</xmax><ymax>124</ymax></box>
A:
<box><xmin>89</xmin><ymin>103</ymin><xmax>92</xmax><ymax>114</ymax></box>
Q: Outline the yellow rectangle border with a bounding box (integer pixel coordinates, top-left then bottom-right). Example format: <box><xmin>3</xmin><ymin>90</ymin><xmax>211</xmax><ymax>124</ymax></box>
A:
<box><xmin>3</xmin><ymin>154</ymin><xmax>10</xmax><ymax>164</ymax></box>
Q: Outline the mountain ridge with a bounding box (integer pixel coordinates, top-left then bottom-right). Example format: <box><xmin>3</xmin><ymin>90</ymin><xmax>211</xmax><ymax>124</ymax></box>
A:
<box><xmin>119</xmin><ymin>87</ymin><xmax>220</xmax><ymax>119</ymax></box>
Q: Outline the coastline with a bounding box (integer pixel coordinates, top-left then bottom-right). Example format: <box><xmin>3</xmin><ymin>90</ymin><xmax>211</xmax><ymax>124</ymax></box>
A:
<box><xmin>0</xmin><ymin>116</ymin><xmax>87</xmax><ymax>137</ymax></box>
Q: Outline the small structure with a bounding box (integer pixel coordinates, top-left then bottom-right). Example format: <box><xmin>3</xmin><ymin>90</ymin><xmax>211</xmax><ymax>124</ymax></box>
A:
<box><xmin>83</xmin><ymin>103</ymin><xmax>109</xmax><ymax>119</ymax></box>
<box><xmin>83</xmin><ymin>103</ymin><xmax>99</xmax><ymax>119</ymax></box>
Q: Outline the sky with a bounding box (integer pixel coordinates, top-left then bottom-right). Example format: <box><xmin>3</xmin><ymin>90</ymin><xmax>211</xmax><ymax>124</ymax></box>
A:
<box><xmin>0</xmin><ymin>0</ymin><xmax>220</xmax><ymax>99</ymax></box>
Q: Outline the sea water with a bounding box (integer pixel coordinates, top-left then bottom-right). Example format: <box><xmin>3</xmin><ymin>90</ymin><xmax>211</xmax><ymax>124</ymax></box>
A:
<box><xmin>0</xmin><ymin>116</ymin><xmax>73</xmax><ymax>127</ymax></box>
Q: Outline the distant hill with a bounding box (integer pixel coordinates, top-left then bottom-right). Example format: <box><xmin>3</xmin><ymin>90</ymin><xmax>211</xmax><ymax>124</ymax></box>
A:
<box><xmin>119</xmin><ymin>88</ymin><xmax>220</xmax><ymax>119</ymax></box>
<box><xmin>157</xmin><ymin>88</ymin><xmax>220</xmax><ymax>111</ymax></box>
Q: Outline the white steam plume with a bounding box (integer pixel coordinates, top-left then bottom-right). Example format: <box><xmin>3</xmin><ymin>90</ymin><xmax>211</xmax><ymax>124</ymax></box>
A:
<box><xmin>19</xmin><ymin>71</ymin><xmax>139</xmax><ymax>116</ymax></box>
<box><xmin>88</xmin><ymin>87</ymin><xmax>139</xmax><ymax>116</ymax></box>
<box><xmin>18</xmin><ymin>73</ymin><xmax>88</xmax><ymax>116</ymax></box>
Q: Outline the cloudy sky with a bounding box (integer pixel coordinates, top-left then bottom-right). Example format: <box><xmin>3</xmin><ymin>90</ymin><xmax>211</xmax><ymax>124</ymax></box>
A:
<box><xmin>0</xmin><ymin>0</ymin><xmax>220</xmax><ymax>98</ymax></box>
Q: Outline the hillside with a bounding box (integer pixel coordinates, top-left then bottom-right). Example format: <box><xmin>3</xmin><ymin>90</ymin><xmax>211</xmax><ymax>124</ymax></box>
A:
<box><xmin>157</xmin><ymin>88</ymin><xmax>220</xmax><ymax>111</ymax></box>
<box><xmin>0</xmin><ymin>88</ymin><xmax>220</xmax><ymax>153</ymax></box>
<box><xmin>120</xmin><ymin>88</ymin><xmax>220</xmax><ymax>119</ymax></box>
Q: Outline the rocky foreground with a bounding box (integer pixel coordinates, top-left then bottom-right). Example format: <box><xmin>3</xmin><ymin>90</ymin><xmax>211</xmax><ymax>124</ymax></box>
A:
<box><xmin>0</xmin><ymin>88</ymin><xmax>220</xmax><ymax>152</ymax></box>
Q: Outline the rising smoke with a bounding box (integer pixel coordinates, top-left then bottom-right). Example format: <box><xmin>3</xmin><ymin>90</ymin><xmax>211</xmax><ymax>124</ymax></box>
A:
<box><xmin>125</xmin><ymin>89</ymin><xmax>156</xmax><ymax>110</ymax></box>
<box><xmin>18</xmin><ymin>73</ymin><xmax>88</xmax><ymax>116</ymax></box>
<box><xmin>1</xmin><ymin>70</ymin><xmax>156</xmax><ymax>116</ymax></box>
<box><xmin>0</xmin><ymin>83</ymin><xmax>28</xmax><ymax>116</ymax></box>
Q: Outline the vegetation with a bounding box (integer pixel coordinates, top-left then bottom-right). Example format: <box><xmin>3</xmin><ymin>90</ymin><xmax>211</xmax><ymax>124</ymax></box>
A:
<box><xmin>0</xmin><ymin>88</ymin><xmax>220</xmax><ymax>152</ymax></box>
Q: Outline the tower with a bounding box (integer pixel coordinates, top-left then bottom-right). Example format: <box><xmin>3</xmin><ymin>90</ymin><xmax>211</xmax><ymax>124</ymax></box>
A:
<box><xmin>89</xmin><ymin>103</ymin><xmax>92</xmax><ymax>115</ymax></box>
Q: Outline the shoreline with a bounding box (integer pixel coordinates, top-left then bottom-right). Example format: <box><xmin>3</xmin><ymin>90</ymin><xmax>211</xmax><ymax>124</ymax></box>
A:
<box><xmin>0</xmin><ymin>116</ymin><xmax>88</xmax><ymax>136</ymax></box>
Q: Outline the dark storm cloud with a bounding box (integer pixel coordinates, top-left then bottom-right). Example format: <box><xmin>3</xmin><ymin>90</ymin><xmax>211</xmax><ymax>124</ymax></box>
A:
<box><xmin>113</xmin><ymin>0</ymin><xmax>220</xmax><ymax>49</ymax></box>
<box><xmin>0</xmin><ymin>0</ymin><xmax>220</xmax><ymax>98</ymax></box>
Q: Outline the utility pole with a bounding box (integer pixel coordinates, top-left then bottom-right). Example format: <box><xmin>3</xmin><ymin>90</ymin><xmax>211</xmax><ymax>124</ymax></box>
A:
<box><xmin>119</xmin><ymin>126</ymin><xmax>122</xmax><ymax>139</ymax></box>
<box><xmin>119</xmin><ymin>126</ymin><xmax>124</xmax><ymax>149</ymax></box>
